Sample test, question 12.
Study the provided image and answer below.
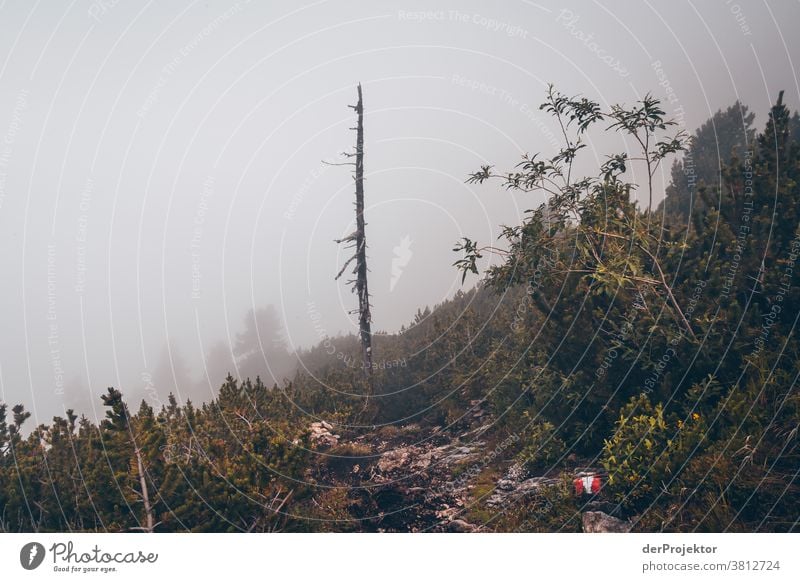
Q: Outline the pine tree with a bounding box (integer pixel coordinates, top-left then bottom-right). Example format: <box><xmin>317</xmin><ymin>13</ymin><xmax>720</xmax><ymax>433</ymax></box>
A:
<box><xmin>99</xmin><ymin>388</ymin><xmax>157</xmax><ymax>532</ymax></box>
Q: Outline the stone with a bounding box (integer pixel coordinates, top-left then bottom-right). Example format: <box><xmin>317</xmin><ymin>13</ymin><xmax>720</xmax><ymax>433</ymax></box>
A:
<box><xmin>308</xmin><ymin>421</ymin><xmax>340</xmax><ymax>448</ymax></box>
<box><xmin>582</xmin><ymin>511</ymin><xmax>633</xmax><ymax>533</ymax></box>
<box><xmin>497</xmin><ymin>479</ymin><xmax>516</xmax><ymax>491</ymax></box>
<box><xmin>377</xmin><ymin>447</ymin><xmax>412</xmax><ymax>473</ymax></box>
<box><xmin>447</xmin><ymin>519</ymin><xmax>475</xmax><ymax>532</ymax></box>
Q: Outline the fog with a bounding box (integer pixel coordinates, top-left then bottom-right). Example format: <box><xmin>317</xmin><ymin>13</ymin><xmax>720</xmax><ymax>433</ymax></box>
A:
<box><xmin>0</xmin><ymin>0</ymin><xmax>797</xmax><ymax>423</ymax></box>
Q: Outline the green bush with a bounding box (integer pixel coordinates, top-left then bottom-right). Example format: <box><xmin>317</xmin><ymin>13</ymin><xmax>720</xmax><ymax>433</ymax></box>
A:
<box><xmin>516</xmin><ymin>421</ymin><xmax>567</xmax><ymax>472</ymax></box>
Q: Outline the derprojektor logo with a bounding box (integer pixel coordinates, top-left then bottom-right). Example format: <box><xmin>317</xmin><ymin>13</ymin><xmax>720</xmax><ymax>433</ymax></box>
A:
<box><xmin>20</xmin><ymin>542</ymin><xmax>46</xmax><ymax>570</ymax></box>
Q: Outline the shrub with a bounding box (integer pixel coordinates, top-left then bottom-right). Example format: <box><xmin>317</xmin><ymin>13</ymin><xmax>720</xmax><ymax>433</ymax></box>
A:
<box><xmin>516</xmin><ymin>421</ymin><xmax>566</xmax><ymax>472</ymax></box>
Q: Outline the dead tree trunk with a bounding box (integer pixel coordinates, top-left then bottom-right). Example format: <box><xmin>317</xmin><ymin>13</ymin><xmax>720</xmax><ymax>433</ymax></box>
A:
<box><xmin>134</xmin><ymin>445</ymin><xmax>155</xmax><ymax>532</ymax></box>
<box><xmin>334</xmin><ymin>83</ymin><xmax>373</xmax><ymax>390</ymax></box>
<box><xmin>353</xmin><ymin>84</ymin><xmax>373</xmax><ymax>379</ymax></box>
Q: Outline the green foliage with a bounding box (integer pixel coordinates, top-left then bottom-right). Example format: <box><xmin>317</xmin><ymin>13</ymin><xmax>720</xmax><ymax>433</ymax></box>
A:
<box><xmin>492</xmin><ymin>475</ymin><xmax>582</xmax><ymax>532</ymax></box>
<box><xmin>458</xmin><ymin>86</ymin><xmax>800</xmax><ymax>531</ymax></box>
<box><xmin>516</xmin><ymin>421</ymin><xmax>566</xmax><ymax>471</ymax></box>
<box><xmin>601</xmin><ymin>393</ymin><xmax>704</xmax><ymax>510</ymax></box>
<box><xmin>659</xmin><ymin>101</ymin><xmax>756</xmax><ymax>220</ymax></box>
<box><xmin>1</xmin><ymin>88</ymin><xmax>798</xmax><ymax>532</ymax></box>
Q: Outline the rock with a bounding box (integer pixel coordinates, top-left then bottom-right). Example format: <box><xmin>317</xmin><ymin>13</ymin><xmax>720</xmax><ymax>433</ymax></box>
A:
<box><xmin>376</xmin><ymin>445</ymin><xmax>441</xmax><ymax>474</ymax></box>
<box><xmin>497</xmin><ymin>479</ymin><xmax>516</xmax><ymax>491</ymax></box>
<box><xmin>436</xmin><ymin>507</ymin><xmax>459</xmax><ymax>521</ymax></box>
<box><xmin>377</xmin><ymin>447</ymin><xmax>412</xmax><ymax>473</ymax></box>
<box><xmin>505</xmin><ymin>463</ymin><xmax>526</xmax><ymax>481</ymax></box>
<box><xmin>309</xmin><ymin>422</ymin><xmax>340</xmax><ymax>448</ymax></box>
<box><xmin>485</xmin><ymin>474</ymin><xmax>559</xmax><ymax>507</ymax></box>
<box><xmin>584</xmin><ymin>501</ymin><xmax>620</xmax><ymax>515</ymax></box>
<box><xmin>410</xmin><ymin>451</ymin><xmax>434</xmax><ymax>471</ymax></box>
<box><xmin>447</xmin><ymin>519</ymin><xmax>475</xmax><ymax>533</ymax></box>
<box><xmin>461</xmin><ymin>423</ymin><xmax>492</xmax><ymax>438</ymax></box>
<box><xmin>434</xmin><ymin>442</ymin><xmax>484</xmax><ymax>467</ymax></box>
<box><xmin>582</xmin><ymin>511</ymin><xmax>632</xmax><ymax>533</ymax></box>
<box><xmin>575</xmin><ymin>469</ymin><xmax>603</xmax><ymax>478</ymax></box>
<box><xmin>518</xmin><ymin>477</ymin><xmax>555</xmax><ymax>492</ymax></box>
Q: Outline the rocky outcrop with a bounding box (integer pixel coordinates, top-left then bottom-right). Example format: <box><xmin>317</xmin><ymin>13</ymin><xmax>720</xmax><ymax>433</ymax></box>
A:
<box><xmin>361</xmin><ymin>435</ymin><xmax>486</xmax><ymax>531</ymax></box>
<box><xmin>482</xmin><ymin>463</ymin><xmax>556</xmax><ymax>507</ymax></box>
<box><xmin>308</xmin><ymin>420</ymin><xmax>630</xmax><ymax>533</ymax></box>
<box><xmin>582</xmin><ymin>511</ymin><xmax>633</xmax><ymax>533</ymax></box>
<box><xmin>446</xmin><ymin>518</ymin><xmax>476</xmax><ymax>532</ymax></box>
<box><xmin>469</xmin><ymin>399</ymin><xmax>488</xmax><ymax>421</ymax></box>
<box><xmin>309</xmin><ymin>421</ymin><xmax>340</xmax><ymax>448</ymax></box>
<box><xmin>485</xmin><ymin>475</ymin><xmax>559</xmax><ymax>506</ymax></box>
<box><xmin>372</xmin><ymin>440</ymin><xmax>485</xmax><ymax>481</ymax></box>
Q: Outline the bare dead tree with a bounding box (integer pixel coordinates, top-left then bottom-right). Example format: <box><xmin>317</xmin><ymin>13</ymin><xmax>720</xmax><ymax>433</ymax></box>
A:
<box><xmin>332</xmin><ymin>83</ymin><xmax>373</xmax><ymax>390</ymax></box>
<box><xmin>132</xmin><ymin>444</ymin><xmax>156</xmax><ymax>532</ymax></box>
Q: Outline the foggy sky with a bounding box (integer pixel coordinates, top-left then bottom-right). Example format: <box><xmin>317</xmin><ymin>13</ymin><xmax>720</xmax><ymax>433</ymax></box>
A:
<box><xmin>0</xmin><ymin>0</ymin><xmax>797</xmax><ymax>424</ymax></box>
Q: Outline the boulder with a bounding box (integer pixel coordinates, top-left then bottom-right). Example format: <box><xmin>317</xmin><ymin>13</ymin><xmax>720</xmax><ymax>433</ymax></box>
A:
<box><xmin>486</xmin><ymin>478</ymin><xmax>551</xmax><ymax>506</ymax></box>
<box><xmin>377</xmin><ymin>447</ymin><xmax>413</xmax><ymax>473</ymax></box>
<box><xmin>309</xmin><ymin>421</ymin><xmax>340</xmax><ymax>448</ymax></box>
<box><xmin>447</xmin><ymin>519</ymin><xmax>475</xmax><ymax>533</ymax></box>
<box><xmin>582</xmin><ymin>511</ymin><xmax>632</xmax><ymax>533</ymax></box>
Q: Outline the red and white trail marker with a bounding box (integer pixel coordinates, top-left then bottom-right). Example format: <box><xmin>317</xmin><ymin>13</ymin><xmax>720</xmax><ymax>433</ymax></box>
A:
<box><xmin>574</xmin><ymin>474</ymin><xmax>602</xmax><ymax>495</ymax></box>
